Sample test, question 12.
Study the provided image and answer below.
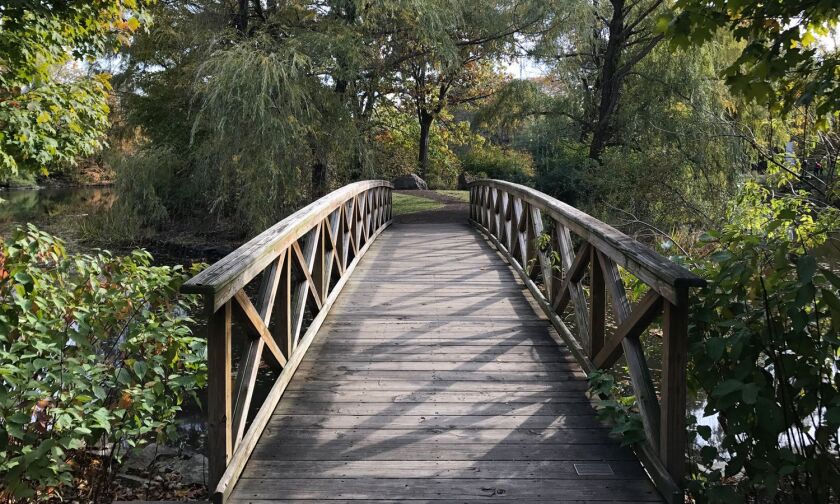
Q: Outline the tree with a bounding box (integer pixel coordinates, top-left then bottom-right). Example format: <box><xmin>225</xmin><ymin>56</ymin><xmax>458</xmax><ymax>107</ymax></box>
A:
<box><xmin>531</xmin><ymin>0</ymin><xmax>670</xmax><ymax>161</ymax></box>
<box><xmin>0</xmin><ymin>0</ymin><xmax>152</xmax><ymax>178</ymax></box>
<box><xmin>389</xmin><ymin>0</ymin><xmax>551</xmax><ymax>179</ymax></box>
<box><xmin>662</xmin><ymin>0</ymin><xmax>840</xmax><ymax>120</ymax></box>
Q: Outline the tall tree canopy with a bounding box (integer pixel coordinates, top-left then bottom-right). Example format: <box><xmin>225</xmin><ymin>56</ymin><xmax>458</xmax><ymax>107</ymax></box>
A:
<box><xmin>663</xmin><ymin>0</ymin><xmax>840</xmax><ymax>120</ymax></box>
<box><xmin>0</xmin><ymin>0</ymin><xmax>152</xmax><ymax>178</ymax></box>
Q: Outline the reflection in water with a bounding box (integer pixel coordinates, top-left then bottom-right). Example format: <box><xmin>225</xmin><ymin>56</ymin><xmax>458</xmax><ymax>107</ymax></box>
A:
<box><xmin>0</xmin><ymin>185</ymin><xmax>115</xmax><ymax>235</ymax></box>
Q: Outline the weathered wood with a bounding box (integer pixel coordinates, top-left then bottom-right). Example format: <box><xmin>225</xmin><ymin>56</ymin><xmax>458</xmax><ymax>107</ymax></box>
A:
<box><xmin>597</xmin><ymin>251</ymin><xmax>661</xmax><ymax>453</ymax></box>
<box><xmin>594</xmin><ymin>290</ymin><xmax>663</xmax><ymax>369</ymax></box>
<box><xmin>183</xmin><ymin>181</ymin><xmax>392</xmax><ymax>312</ymax></box>
<box><xmin>550</xmin><ymin>241</ymin><xmax>591</xmax><ymax>314</ymax></box>
<box><xmin>211</xmin><ymin>220</ymin><xmax>391</xmax><ymax>504</ymax></box>
<box><xmin>589</xmin><ymin>247</ymin><xmax>606</xmax><ymax>359</ymax></box>
<box><xmin>220</xmin><ymin>222</ymin><xmax>659</xmax><ymax>503</ymax></box>
<box><xmin>239</xmin><ymin>459</ymin><xmax>648</xmax><ymax>480</ymax></box>
<box><xmin>233</xmin><ymin>290</ymin><xmax>287</xmax><ymax>368</ymax></box>
<box><xmin>469</xmin><ymin>180</ymin><xmax>703</xmax><ymax>502</ymax></box>
<box><xmin>660</xmin><ymin>296</ymin><xmax>688</xmax><ymax>500</ymax></box>
<box><xmin>468</xmin><ymin>179</ymin><xmax>704</xmax><ymax>304</ymax></box>
<box><xmin>230</xmin><ymin>477</ymin><xmax>662</xmax><ymax>501</ymax></box>
<box><xmin>207</xmin><ymin>301</ymin><xmax>232</xmax><ymax>492</ymax></box>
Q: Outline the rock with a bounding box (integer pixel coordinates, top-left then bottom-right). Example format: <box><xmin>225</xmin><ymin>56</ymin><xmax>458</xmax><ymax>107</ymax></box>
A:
<box><xmin>457</xmin><ymin>172</ymin><xmax>475</xmax><ymax>190</ymax></box>
<box><xmin>122</xmin><ymin>443</ymin><xmax>179</xmax><ymax>472</ymax></box>
<box><xmin>392</xmin><ymin>173</ymin><xmax>428</xmax><ymax>190</ymax></box>
<box><xmin>169</xmin><ymin>452</ymin><xmax>208</xmax><ymax>486</ymax></box>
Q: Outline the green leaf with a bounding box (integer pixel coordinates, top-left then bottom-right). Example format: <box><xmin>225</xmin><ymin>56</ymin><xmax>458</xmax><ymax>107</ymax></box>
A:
<box><xmin>741</xmin><ymin>383</ymin><xmax>759</xmax><ymax>404</ymax></box>
<box><xmin>712</xmin><ymin>379</ymin><xmax>743</xmax><ymax>398</ymax></box>
<box><xmin>796</xmin><ymin>255</ymin><xmax>816</xmax><ymax>283</ymax></box>
<box><xmin>133</xmin><ymin>360</ymin><xmax>148</xmax><ymax>380</ymax></box>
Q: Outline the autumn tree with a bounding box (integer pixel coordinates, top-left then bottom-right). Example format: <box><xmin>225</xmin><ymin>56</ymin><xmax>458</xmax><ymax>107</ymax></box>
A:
<box><xmin>387</xmin><ymin>0</ymin><xmax>552</xmax><ymax>179</ymax></box>
<box><xmin>0</xmin><ymin>0</ymin><xmax>153</xmax><ymax>178</ymax></box>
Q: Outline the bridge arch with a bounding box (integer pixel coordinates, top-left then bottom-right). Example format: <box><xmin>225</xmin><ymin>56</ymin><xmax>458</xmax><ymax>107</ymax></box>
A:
<box><xmin>183</xmin><ymin>180</ymin><xmax>703</xmax><ymax>504</ymax></box>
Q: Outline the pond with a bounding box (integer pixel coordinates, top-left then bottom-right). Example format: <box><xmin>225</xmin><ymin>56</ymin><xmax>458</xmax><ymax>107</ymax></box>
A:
<box><xmin>0</xmin><ymin>185</ymin><xmax>115</xmax><ymax>239</ymax></box>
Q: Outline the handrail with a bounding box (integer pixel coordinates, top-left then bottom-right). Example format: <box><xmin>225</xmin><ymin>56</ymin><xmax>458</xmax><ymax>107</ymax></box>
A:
<box><xmin>182</xmin><ymin>181</ymin><xmax>393</xmax><ymax>503</ymax></box>
<box><xmin>468</xmin><ymin>179</ymin><xmax>704</xmax><ymax>504</ymax></box>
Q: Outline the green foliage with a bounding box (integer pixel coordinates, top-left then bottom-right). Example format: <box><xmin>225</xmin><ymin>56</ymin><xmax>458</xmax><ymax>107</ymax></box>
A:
<box><xmin>460</xmin><ymin>144</ymin><xmax>535</xmax><ymax>185</ymax></box>
<box><xmin>663</xmin><ymin>0</ymin><xmax>840</xmax><ymax>119</ymax></box>
<box><xmin>587</xmin><ymin>370</ymin><xmax>647</xmax><ymax>447</ymax></box>
<box><xmin>0</xmin><ymin>1</ymin><xmax>153</xmax><ymax>178</ymax></box>
<box><xmin>0</xmin><ymin>225</ymin><xmax>205</xmax><ymax>500</ymax></box>
<box><xmin>687</xmin><ymin>181</ymin><xmax>840</xmax><ymax>501</ymax></box>
<box><xmin>374</xmin><ymin>105</ymin><xmax>476</xmax><ymax>189</ymax></box>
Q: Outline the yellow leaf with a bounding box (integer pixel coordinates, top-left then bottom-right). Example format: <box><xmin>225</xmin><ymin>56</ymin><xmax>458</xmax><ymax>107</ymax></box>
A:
<box><xmin>36</xmin><ymin>111</ymin><xmax>50</xmax><ymax>124</ymax></box>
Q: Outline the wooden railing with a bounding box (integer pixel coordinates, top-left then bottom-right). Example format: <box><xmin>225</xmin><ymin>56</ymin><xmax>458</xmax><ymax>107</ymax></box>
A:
<box><xmin>468</xmin><ymin>179</ymin><xmax>704</xmax><ymax>504</ymax></box>
<box><xmin>182</xmin><ymin>181</ymin><xmax>393</xmax><ymax>504</ymax></box>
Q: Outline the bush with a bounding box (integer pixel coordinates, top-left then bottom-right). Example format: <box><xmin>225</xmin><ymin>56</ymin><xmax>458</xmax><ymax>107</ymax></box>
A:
<box><xmin>0</xmin><ymin>225</ymin><xmax>205</xmax><ymax>502</ymax></box>
<box><xmin>460</xmin><ymin>144</ymin><xmax>535</xmax><ymax>185</ymax></box>
<box><xmin>687</xmin><ymin>181</ymin><xmax>840</xmax><ymax>502</ymax></box>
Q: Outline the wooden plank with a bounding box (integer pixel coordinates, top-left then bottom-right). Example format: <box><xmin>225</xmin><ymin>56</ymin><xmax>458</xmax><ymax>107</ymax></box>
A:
<box><xmin>283</xmin><ymin>381</ymin><xmax>590</xmax><ymax>393</ymax></box>
<box><xmin>272</xmin><ymin>401</ymin><xmax>598</xmax><ymax>416</ymax></box>
<box><xmin>206</xmin><ymin>301</ymin><xmax>232</xmax><ymax>492</ymax></box>
<box><xmin>230</xmin><ymin>477</ymin><xmax>662</xmax><ymax>501</ymax></box>
<box><xmin>238</xmin><ymin>460</ymin><xmax>647</xmax><ymax>480</ymax></box>
<box><xmin>295</xmin><ymin>361</ymin><xmax>579</xmax><ymax>372</ymax></box>
<box><xmin>278</xmin><ymin>390</ymin><xmax>591</xmax><ymax>402</ymax></box>
<box><xmin>249</xmin><ymin>442</ymin><xmax>640</xmax><ymax>462</ymax></box>
<box><xmin>293</xmin><ymin>369</ymin><xmax>586</xmax><ymax>382</ymax></box>
<box><xmin>589</xmin><ymin>246</ymin><xmax>606</xmax><ymax>359</ymax></box>
<box><xmin>255</xmin><ymin>427</ymin><xmax>617</xmax><ymax>445</ymax></box>
<box><xmin>659</xmin><ymin>296</ymin><xmax>688</xmax><ymax>497</ymax></box>
<box><xmin>594</xmin><ymin>290</ymin><xmax>662</xmax><ymax>369</ymax></box>
<box><xmin>211</xmin><ymin>221</ymin><xmax>392</xmax><ymax>504</ymax></box>
<box><xmin>267</xmin><ymin>414</ymin><xmax>602</xmax><ymax>430</ymax></box>
<box><xmin>233</xmin><ymin>290</ymin><xmax>287</xmax><ymax>368</ymax></box>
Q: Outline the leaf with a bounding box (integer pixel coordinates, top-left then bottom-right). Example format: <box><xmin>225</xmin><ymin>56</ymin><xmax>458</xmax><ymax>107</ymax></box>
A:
<box><xmin>796</xmin><ymin>255</ymin><xmax>816</xmax><ymax>284</ymax></box>
<box><xmin>712</xmin><ymin>379</ymin><xmax>743</xmax><ymax>398</ymax></box>
<box><xmin>133</xmin><ymin>360</ymin><xmax>147</xmax><ymax>380</ymax></box>
<box><xmin>741</xmin><ymin>383</ymin><xmax>759</xmax><ymax>404</ymax></box>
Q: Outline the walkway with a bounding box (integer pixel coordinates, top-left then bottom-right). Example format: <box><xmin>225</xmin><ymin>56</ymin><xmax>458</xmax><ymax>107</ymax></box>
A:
<box><xmin>227</xmin><ymin>220</ymin><xmax>662</xmax><ymax>503</ymax></box>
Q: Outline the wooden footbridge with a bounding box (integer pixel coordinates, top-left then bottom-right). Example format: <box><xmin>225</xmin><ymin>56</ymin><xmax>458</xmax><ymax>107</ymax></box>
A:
<box><xmin>183</xmin><ymin>180</ymin><xmax>704</xmax><ymax>504</ymax></box>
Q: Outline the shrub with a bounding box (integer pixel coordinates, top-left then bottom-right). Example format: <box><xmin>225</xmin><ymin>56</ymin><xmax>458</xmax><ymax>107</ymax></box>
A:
<box><xmin>687</xmin><ymin>181</ymin><xmax>840</xmax><ymax>502</ymax></box>
<box><xmin>0</xmin><ymin>225</ymin><xmax>205</xmax><ymax>502</ymax></box>
<box><xmin>460</xmin><ymin>144</ymin><xmax>534</xmax><ymax>185</ymax></box>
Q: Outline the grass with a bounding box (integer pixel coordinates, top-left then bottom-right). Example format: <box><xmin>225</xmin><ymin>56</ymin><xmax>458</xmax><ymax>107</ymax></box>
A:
<box><xmin>392</xmin><ymin>192</ymin><xmax>443</xmax><ymax>215</ymax></box>
<box><xmin>434</xmin><ymin>190</ymin><xmax>470</xmax><ymax>202</ymax></box>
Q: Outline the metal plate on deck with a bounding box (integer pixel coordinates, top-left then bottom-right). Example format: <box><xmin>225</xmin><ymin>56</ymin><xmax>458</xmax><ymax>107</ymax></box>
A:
<box><xmin>574</xmin><ymin>463</ymin><xmax>614</xmax><ymax>476</ymax></box>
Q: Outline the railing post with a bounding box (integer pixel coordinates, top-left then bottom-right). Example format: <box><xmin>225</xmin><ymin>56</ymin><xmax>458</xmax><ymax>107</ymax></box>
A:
<box><xmin>660</xmin><ymin>289</ymin><xmax>689</xmax><ymax>491</ymax></box>
<box><xmin>207</xmin><ymin>300</ymin><xmax>232</xmax><ymax>493</ymax></box>
<box><xmin>588</xmin><ymin>247</ymin><xmax>605</xmax><ymax>359</ymax></box>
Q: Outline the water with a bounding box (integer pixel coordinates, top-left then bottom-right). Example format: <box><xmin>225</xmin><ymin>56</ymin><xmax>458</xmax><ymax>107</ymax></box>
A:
<box><xmin>0</xmin><ymin>185</ymin><xmax>114</xmax><ymax>237</ymax></box>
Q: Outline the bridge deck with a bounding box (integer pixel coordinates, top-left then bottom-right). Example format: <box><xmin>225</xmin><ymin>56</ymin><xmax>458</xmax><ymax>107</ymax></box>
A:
<box><xmin>228</xmin><ymin>222</ymin><xmax>662</xmax><ymax>503</ymax></box>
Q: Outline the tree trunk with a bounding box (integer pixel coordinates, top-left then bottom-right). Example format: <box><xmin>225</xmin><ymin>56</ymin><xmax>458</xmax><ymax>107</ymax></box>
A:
<box><xmin>311</xmin><ymin>156</ymin><xmax>327</xmax><ymax>198</ymax></box>
<box><xmin>589</xmin><ymin>0</ymin><xmax>626</xmax><ymax>161</ymax></box>
<box><xmin>235</xmin><ymin>0</ymin><xmax>248</xmax><ymax>34</ymax></box>
<box><xmin>418</xmin><ymin>111</ymin><xmax>434</xmax><ymax>179</ymax></box>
